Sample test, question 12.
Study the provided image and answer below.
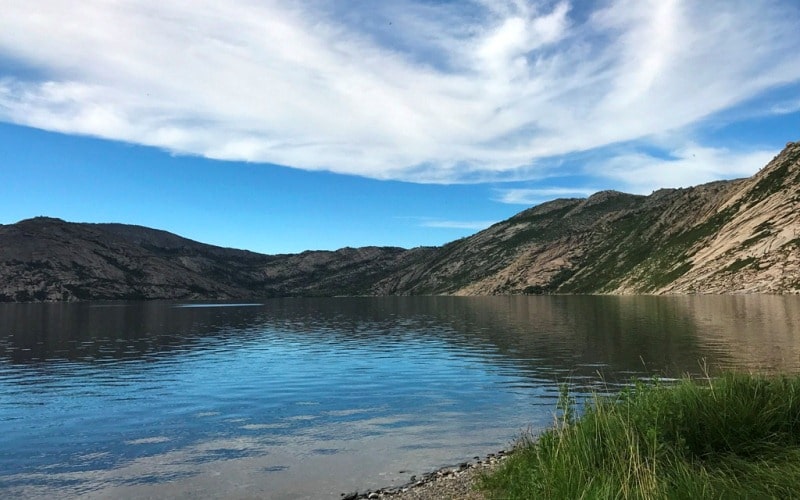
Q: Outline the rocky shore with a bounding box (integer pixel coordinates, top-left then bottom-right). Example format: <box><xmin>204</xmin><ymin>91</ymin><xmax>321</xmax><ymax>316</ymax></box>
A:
<box><xmin>341</xmin><ymin>451</ymin><xmax>509</xmax><ymax>500</ymax></box>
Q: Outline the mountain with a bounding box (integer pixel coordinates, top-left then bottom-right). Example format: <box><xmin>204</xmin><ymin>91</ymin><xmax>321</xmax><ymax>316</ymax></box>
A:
<box><xmin>374</xmin><ymin>140</ymin><xmax>800</xmax><ymax>295</ymax></box>
<box><xmin>1</xmin><ymin>141</ymin><xmax>798</xmax><ymax>302</ymax></box>
<box><xmin>0</xmin><ymin>217</ymin><xmax>430</xmax><ymax>302</ymax></box>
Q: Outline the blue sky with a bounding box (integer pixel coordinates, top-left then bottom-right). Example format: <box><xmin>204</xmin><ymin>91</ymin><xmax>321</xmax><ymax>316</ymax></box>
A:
<box><xmin>1</xmin><ymin>0</ymin><xmax>799</xmax><ymax>254</ymax></box>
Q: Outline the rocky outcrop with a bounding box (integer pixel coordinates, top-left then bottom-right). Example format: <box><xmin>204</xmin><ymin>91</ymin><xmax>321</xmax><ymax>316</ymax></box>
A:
<box><xmin>1</xmin><ymin>141</ymin><xmax>798</xmax><ymax>301</ymax></box>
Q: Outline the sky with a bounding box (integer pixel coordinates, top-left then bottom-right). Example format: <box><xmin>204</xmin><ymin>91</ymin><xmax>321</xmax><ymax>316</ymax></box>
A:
<box><xmin>1</xmin><ymin>0</ymin><xmax>799</xmax><ymax>254</ymax></box>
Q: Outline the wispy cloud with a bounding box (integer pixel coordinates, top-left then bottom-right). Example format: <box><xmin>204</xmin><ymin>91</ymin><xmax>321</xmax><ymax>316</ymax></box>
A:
<box><xmin>495</xmin><ymin>187</ymin><xmax>599</xmax><ymax>204</ymax></box>
<box><xmin>0</xmin><ymin>0</ymin><xmax>798</xmax><ymax>184</ymax></box>
<box><xmin>770</xmin><ymin>99</ymin><xmax>800</xmax><ymax>115</ymax></box>
<box><xmin>419</xmin><ymin>219</ymin><xmax>496</xmax><ymax>230</ymax></box>
<box><xmin>590</xmin><ymin>144</ymin><xmax>776</xmax><ymax>194</ymax></box>
<box><xmin>398</xmin><ymin>215</ymin><xmax>496</xmax><ymax>230</ymax></box>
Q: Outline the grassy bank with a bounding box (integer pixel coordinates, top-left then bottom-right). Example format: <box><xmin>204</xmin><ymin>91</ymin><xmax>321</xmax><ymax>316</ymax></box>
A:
<box><xmin>481</xmin><ymin>373</ymin><xmax>800</xmax><ymax>499</ymax></box>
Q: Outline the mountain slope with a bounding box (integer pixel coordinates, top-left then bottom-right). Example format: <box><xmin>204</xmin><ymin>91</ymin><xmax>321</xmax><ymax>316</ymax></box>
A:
<box><xmin>373</xmin><ymin>141</ymin><xmax>800</xmax><ymax>295</ymax></box>
<box><xmin>0</xmin><ymin>217</ymin><xmax>427</xmax><ymax>302</ymax></box>
<box><xmin>661</xmin><ymin>142</ymin><xmax>800</xmax><ymax>293</ymax></box>
<box><xmin>1</xmin><ymin>141</ymin><xmax>798</xmax><ymax>301</ymax></box>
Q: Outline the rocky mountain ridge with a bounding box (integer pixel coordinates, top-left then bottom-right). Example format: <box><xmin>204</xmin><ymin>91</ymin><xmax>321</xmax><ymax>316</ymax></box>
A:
<box><xmin>0</xmin><ymin>217</ymin><xmax>429</xmax><ymax>302</ymax></box>
<box><xmin>1</xmin><ymin>141</ymin><xmax>798</xmax><ymax>301</ymax></box>
<box><xmin>375</xmin><ymin>141</ymin><xmax>799</xmax><ymax>295</ymax></box>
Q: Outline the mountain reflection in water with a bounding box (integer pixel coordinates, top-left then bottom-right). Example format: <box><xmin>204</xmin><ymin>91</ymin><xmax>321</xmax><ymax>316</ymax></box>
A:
<box><xmin>1</xmin><ymin>296</ymin><xmax>798</xmax><ymax>499</ymax></box>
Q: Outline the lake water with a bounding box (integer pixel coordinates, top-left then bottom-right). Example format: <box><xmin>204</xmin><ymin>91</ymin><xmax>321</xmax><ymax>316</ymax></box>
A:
<box><xmin>1</xmin><ymin>296</ymin><xmax>799</xmax><ymax>499</ymax></box>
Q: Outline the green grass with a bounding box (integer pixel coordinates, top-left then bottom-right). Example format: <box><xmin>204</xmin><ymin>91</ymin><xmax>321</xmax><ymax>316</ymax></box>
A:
<box><xmin>481</xmin><ymin>373</ymin><xmax>800</xmax><ymax>499</ymax></box>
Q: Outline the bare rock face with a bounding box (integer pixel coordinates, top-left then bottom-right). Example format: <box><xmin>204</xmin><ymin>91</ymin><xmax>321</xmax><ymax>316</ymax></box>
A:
<box><xmin>1</xmin><ymin>141</ymin><xmax>798</xmax><ymax>302</ymax></box>
<box><xmin>660</xmin><ymin>142</ymin><xmax>800</xmax><ymax>294</ymax></box>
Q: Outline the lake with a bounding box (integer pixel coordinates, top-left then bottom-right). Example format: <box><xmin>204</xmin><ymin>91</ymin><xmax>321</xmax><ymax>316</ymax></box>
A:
<box><xmin>1</xmin><ymin>295</ymin><xmax>799</xmax><ymax>499</ymax></box>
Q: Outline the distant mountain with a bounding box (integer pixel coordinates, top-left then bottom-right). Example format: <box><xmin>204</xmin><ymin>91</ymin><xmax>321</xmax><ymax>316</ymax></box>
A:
<box><xmin>1</xmin><ymin>141</ymin><xmax>798</xmax><ymax>302</ymax></box>
<box><xmin>0</xmin><ymin>217</ymin><xmax>429</xmax><ymax>302</ymax></box>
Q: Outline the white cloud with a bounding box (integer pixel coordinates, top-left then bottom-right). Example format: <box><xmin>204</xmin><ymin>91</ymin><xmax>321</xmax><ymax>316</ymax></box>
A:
<box><xmin>400</xmin><ymin>216</ymin><xmax>496</xmax><ymax>230</ymax></box>
<box><xmin>770</xmin><ymin>99</ymin><xmax>800</xmax><ymax>115</ymax></box>
<box><xmin>419</xmin><ymin>219</ymin><xmax>496</xmax><ymax>230</ymax></box>
<box><xmin>0</xmin><ymin>0</ymin><xmax>798</xmax><ymax>183</ymax></box>
<box><xmin>591</xmin><ymin>144</ymin><xmax>776</xmax><ymax>194</ymax></box>
<box><xmin>495</xmin><ymin>187</ymin><xmax>598</xmax><ymax>204</ymax></box>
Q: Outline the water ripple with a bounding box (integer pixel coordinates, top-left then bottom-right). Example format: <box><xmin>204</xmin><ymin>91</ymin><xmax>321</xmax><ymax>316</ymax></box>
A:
<box><xmin>1</xmin><ymin>296</ymin><xmax>799</xmax><ymax>498</ymax></box>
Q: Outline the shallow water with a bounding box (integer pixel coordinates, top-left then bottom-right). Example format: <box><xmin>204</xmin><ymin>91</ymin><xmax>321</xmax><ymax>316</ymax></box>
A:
<box><xmin>1</xmin><ymin>296</ymin><xmax>799</xmax><ymax>499</ymax></box>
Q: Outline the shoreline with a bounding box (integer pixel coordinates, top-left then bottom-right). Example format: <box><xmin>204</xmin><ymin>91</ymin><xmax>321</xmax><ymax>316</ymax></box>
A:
<box><xmin>342</xmin><ymin>450</ymin><xmax>510</xmax><ymax>500</ymax></box>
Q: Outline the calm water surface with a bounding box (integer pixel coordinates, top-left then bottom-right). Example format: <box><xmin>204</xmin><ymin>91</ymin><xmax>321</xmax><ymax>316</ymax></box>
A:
<box><xmin>1</xmin><ymin>296</ymin><xmax>799</xmax><ymax>499</ymax></box>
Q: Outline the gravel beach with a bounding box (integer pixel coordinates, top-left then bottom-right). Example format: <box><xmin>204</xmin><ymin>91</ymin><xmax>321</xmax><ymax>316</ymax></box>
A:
<box><xmin>343</xmin><ymin>451</ymin><xmax>509</xmax><ymax>500</ymax></box>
